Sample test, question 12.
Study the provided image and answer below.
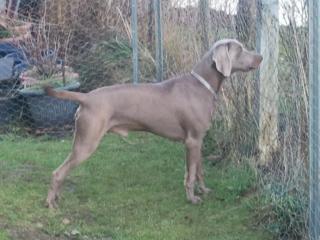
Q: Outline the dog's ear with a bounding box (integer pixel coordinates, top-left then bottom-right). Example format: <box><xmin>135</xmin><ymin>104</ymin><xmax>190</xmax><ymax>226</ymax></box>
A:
<box><xmin>212</xmin><ymin>43</ymin><xmax>231</xmax><ymax>77</ymax></box>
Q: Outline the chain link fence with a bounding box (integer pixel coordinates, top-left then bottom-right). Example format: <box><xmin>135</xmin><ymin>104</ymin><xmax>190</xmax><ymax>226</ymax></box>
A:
<box><xmin>0</xmin><ymin>0</ymin><xmax>312</xmax><ymax>239</ymax></box>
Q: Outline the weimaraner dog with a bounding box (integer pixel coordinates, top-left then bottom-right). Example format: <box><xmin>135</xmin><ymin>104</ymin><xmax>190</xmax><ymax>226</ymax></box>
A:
<box><xmin>44</xmin><ymin>39</ymin><xmax>262</xmax><ymax>208</ymax></box>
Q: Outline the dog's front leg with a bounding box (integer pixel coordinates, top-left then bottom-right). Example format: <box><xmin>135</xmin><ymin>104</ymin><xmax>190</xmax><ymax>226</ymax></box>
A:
<box><xmin>184</xmin><ymin>138</ymin><xmax>202</xmax><ymax>204</ymax></box>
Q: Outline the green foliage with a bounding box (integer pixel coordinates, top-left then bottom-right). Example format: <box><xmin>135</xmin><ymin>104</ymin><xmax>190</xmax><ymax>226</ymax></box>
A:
<box><xmin>202</xmin><ymin>116</ymin><xmax>258</xmax><ymax>163</ymax></box>
<box><xmin>0</xmin><ymin>230</ymin><xmax>10</xmax><ymax>240</ymax></box>
<box><xmin>20</xmin><ymin>78</ymin><xmax>79</xmax><ymax>92</ymax></box>
<box><xmin>212</xmin><ymin>163</ymin><xmax>257</xmax><ymax>202</ymax></box>
<box><xmin>73</xmin><ymin>39</ymin><xmax>154</xmax><ymax>91</ymax></box>
<box><xmin>202</xmin><ymin>120</ymin><xmax>231</xmax><ymax>160</ymax></box>
<box><xmin>74</xmin><ymin>39</ymin><xmax>132</xmax><ymax>91</ymax></box>
<box><xmin>0</xmin><ymin>134</ymin><xmax>270</xmax><ymax>240</ymax></box>
<box><xmin>255</xmin><ymin>183</ymin><xmax>308</xmax><ymax>240</ymax></box>
<box><xmin>0</xmin><ymin>26</ymin><xmax>11</xmax><ymax>39</ymax></box>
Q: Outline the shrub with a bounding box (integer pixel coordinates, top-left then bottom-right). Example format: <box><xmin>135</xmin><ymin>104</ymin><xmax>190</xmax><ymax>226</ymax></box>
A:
<box><xmin>73</xmin><ymin>39</ymin><xmax>132</xmax><ymax>91</ymax></box>
<box><xmin>255</xmin><ymin>182</ymin><xmax>308</xmax><ymax>240</ymax></box>
<box><xmin>73</xmin><ymin>39</ymin><xmax>155</xmax><ymax>91</ymax></box>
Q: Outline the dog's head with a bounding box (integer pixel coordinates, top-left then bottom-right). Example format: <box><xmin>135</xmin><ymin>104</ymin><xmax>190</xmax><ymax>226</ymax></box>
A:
<box><xmin>211</xmin><ymin>39</ymin><xmax>263</xmax><ymax>77</ymax></box>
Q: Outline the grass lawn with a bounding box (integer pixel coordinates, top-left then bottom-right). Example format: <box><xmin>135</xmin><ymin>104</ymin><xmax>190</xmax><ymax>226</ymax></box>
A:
<box><xmin>0</xmin><ymin>133</ymin><xmax>271</xmax><ymax>240</ymax></box>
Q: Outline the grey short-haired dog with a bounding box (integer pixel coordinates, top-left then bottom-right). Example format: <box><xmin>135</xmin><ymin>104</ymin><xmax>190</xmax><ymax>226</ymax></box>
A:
<box><xmin>44</xmin><ymin>39</ymin><xmax>263</xmax><ymax>208</ymax></box>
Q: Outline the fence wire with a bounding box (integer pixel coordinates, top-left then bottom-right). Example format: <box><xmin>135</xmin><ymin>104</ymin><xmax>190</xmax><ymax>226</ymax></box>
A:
<box><xmin>0</xmin><ymin>0</ymin><xmax>312</xmax><ymax>239</ymax></box>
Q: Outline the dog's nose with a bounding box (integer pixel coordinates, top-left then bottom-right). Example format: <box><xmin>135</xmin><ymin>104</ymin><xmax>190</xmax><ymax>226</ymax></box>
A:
<box><xmin>253</xmin><ymin>55</ymin><xmax>263</xmax><ymax>68</ymax></box>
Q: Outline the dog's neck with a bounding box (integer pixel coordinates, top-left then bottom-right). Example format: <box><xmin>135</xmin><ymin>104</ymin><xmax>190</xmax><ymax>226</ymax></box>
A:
<box><xmin>192</xmin><ymin>55</ymin><xmax>226</xmax><ymax>94</ymax></box>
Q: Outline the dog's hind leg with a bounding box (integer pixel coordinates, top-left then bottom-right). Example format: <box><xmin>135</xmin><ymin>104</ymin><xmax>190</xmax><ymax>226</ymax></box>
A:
<box><xmin>46</xmin><ymin>112</ymin><xmax>107</xmax><ymax>208</ymax></box>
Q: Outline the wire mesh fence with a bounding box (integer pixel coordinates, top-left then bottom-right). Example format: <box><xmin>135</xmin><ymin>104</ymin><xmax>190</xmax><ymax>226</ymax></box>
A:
<box><xmin>0</xmin><ymin>0</ymin><xmax>313</xmax><ymax>239</ymax></box>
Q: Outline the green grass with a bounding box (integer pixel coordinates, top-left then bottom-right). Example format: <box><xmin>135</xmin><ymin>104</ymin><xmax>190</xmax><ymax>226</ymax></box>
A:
<box><xmin>0</xmin><ymin>133</ymin><xmax>271</xmax><ymax>240</ymax></box>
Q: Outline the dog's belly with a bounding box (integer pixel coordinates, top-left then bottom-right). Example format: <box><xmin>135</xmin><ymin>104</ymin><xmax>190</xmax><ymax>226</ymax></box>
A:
<box><xmin>146</xmin><ymin>123</ymin><xmax>186</xmax><ymax>141</ymax></box>
<box><xmin>109</xmin><ymin>117</ymin><xmax>186</xmax><ymax>141</ymax></box>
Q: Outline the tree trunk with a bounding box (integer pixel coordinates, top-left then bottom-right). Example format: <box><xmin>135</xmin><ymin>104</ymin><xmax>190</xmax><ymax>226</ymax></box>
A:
<box><xmin>147</xmin><ymin>0</ymin><xmax>154</xmax><ymax>50</ymax></box>
<box><xmin>257</xmin><ymin>0</ymin><xmax>279</xmax><ymax>166</ymax></box>
<box><xmin>198</xmin><ymin>0</ymin><xmax>209</xmax><ymax>54</ymax></box>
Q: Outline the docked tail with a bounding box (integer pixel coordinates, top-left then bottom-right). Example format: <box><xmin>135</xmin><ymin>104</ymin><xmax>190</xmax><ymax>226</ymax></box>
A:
<box><xmin>43</xmin><ymin>86</ymin><xmax>87</xmax><ymax>104</ymax></box>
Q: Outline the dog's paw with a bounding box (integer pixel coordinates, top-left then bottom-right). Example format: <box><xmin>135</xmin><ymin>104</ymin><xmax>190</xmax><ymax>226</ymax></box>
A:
<box><xmin>199</xmin><ymin>187</ymin><xmax>212</xmax><ymax>195</ymax></box>
<box><xmin>46</xmin><ymin>199</ymin><xmax>58</xmax><ymax>209</ymax></box>
<box><xmin>190</xmin><ymin>195</ymin><xmax>202</xmax><ymax>204</ymax></box>
<box><xmin>46</xmin><ymin>193</ymin><xmax>59</xmax><ymax>209</ymax></box>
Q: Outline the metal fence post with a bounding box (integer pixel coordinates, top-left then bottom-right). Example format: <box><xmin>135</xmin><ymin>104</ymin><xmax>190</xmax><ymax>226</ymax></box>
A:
<box><xmin>131</xmin><ymin>0</ymin><xmax>139</xmax><ymax>84</ymax></box>
<box><xmin>198</xmin><ymin>0</ymin><xmax>209</xmax><ymax>54</ymax></box>
<box><xmin>309</xmin><ymin>0</ymin><xmax>320</xmax><ymax>239</ymax></box>
<box><xmin>254</xmin><ymin>0</ymin><xmax>262</xmax><ymax>127</ymax></box>
<box><xmin>0</xmin><ymin>0</ymin><xmax>5</xmax><ymax>10</ymax></box>
<box><xmin>14</xmin><ymin>0</ymin><xmax>21</xmax><ymax>18</ymax></box>
<box><xmin>154</xmin><ymin>0</ymin><xmax>163</xmax><ymax>82</ymax></box>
